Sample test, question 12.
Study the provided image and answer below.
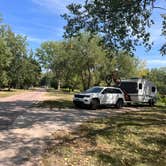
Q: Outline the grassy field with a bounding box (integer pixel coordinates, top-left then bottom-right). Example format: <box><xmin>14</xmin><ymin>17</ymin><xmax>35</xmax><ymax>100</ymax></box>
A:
<box><xmin>0</xmin><ymin>89</ymin><xmax>29</xmax><ymax>98</ymax></box>
<box><xmin>38</xmin><ymin>89</ymin><xmax>74</xmax><ymax>108</ymax></box>
<box><xmin>40</xmin><ymin>106</ymin><xmax>166</xmax><ymax>166</ymax></box>
<box><xmin>39</xmin><ymin>89</ymin><xmax>166</xmax><ymax>109</ymax></box>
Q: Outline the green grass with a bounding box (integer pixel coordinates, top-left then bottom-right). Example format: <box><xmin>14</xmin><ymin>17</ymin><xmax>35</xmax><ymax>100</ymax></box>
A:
<box><xmin>39</xmin><ymin>100</ymin><xmax>74</xmax><ymax>109</ymax></box>
<box><xmin>157</xmin><ymin>95</ymin><xmax>166</xmax><ymax>107</ymax></box>
<box><xmin>0</xmin><ymin>89</ymin><xmax>28</xmax><ymax>98</ymax></box>
<box><xmin>40</xmin><ymin>106</ymin><xmax>166</xmax><ymax>166</ymax></box>
<box><xmin>38</xmin><ymin>90</ymin><xmax>74</xmax><ymax>109</ymax></box>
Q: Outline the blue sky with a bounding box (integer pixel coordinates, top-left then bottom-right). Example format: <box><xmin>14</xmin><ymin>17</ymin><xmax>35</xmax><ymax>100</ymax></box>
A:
<box><xmin>0</xmin><ymin>0</ymin><xmax>166</xmax><ymax>69</ymax></box>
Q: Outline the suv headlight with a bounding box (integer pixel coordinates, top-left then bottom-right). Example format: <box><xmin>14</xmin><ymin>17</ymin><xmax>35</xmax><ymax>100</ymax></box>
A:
<box><xmin>84</xmin><ymin>95</ymin><xmax>90</xmax><ymax>98</ymax></box>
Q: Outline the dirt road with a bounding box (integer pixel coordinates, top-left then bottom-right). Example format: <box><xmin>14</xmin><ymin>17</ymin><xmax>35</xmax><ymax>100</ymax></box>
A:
<box><xmin>0</xmin><ymin>89</ymin><xmax>139</xmax><ymax>166</ymax></box>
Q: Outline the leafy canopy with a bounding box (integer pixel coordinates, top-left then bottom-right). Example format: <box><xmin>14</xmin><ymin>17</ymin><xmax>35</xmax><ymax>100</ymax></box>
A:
<box><xmin>62</xmin><ymin>0</ymin><xmax>164</xmax><ymax>54</ymax></box>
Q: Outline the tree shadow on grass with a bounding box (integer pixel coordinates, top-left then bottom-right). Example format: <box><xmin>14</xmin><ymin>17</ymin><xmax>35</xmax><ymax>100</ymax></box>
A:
<box><xmin>37</xmin><ymin>100</ymin><xmax>74</xmax><ymax>109</ymax></box>
<box><xmin>87</xmin><ymin>150</ymin><xmax>123</xmax><ymax>166</ymax></box>
<box><xmin>0</xmin><ymin>98</ymin><xmax>165</xmax><ymax>166</ymax></box>
<box><xmin>44</xmin><ymin>106</ymin><xmax>166</xmax><ymax>166</ymax></box>
<box><xmin>0</xmin><ymin>99</ymin><xmax>119</xmax><ymax>165</ymax></box>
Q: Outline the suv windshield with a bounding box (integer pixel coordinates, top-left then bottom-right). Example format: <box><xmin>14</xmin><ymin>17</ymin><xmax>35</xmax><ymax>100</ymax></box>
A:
<box><xmin>85</xmin><ymin>87</ymin><xmax>103</xmax><ymax>93</ymax></box>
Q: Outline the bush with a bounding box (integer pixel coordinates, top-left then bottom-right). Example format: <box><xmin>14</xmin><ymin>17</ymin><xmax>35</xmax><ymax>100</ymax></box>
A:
<box><xmin>157</xmin><ymin>94</ymin><xmax>166</xmax><ymax>106</ymax></box>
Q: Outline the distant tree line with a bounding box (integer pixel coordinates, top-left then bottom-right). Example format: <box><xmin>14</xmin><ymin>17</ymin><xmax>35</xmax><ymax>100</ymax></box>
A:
<box><xmin>38</xmin><ymin>0</ymin><xmax>166</xmax><ymax>93</ymax></box>
<box><xmin>0</xmin><ymin>18</ymin><xmax>41</xmax><ymax>90</ymax></box>
<box><xmin>146</xmin><ymin>67</ymin><xmax>166</xmax><ymax>95</ymax></box>
<box><xmin>36</xmin><ymin>33</ymin><xmax>150</xmax><ymax>91</ymax></box>
<box><xmin>36</xmin><ymin>34</ymin><xmax>166</xmax><ymax>94</ymax></box>
<box><xmin>0</xmin><ymin>14</ymin><xmax>165</xmax><ymax>95</ymax></box>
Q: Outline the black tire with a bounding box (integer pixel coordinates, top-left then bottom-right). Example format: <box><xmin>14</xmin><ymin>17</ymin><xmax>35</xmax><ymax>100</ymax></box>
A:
<box><xmin>73</xmin><ymin>102</ymin><xmax>79</xmax><ymax>108</ymax></box>
<box><xmin>91</xmin><ymin>99</ymin><xmax>100</xmax><ymax>110</ymax></box>
<box><xmin>149</xmin><ymin>99</ymin><xmax>155</xmax><ymax>107</ymax></box>
<box><xmin>127</xmin><ymin>103</ymin><xmax>131</xmax><ymax>106</ymax></box>
<box><xmin>116</xmin><ymin>99</ymin><xmax>124</xmax><ymax>109</ymax></box>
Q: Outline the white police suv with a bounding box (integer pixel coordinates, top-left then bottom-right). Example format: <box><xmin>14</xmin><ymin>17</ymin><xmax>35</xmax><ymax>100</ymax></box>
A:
<box><xmin>73</xmin><ymin>86</ymin><xmax>125</xmax><ymax>109</ymax></box>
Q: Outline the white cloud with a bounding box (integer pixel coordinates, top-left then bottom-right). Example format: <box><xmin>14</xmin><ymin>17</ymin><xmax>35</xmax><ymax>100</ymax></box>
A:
<box><xmin>146</xmin><ymin>58</ymin><xmax>166</xmax><ymax>69</ymax></box>
<box><xmin>32</xmin><ymin>0</ymin><xmax>83</xmax><ymax>14</ymax></box>
<box><xmin>149</xmin><ymin>25</ymin><xmax>165</xmax><ymax>44</ymax></box>
<box><xmin>14</xmin><ymin>32</ymin><xmax>47</xmax><ymax>43</ymax></box>
<box><xmin>147</xmin><ymin>59</ymin><xmax>166</xmax><ymax>65</ymax></box>
<box><xmin>27</xmin><ymin>36</ymin><xmax>45</xmax><ymax>43</ymax></box>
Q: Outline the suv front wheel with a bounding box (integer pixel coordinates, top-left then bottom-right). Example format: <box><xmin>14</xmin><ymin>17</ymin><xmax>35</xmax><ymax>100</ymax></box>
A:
<box><xmin>91</xmin><ymin>99</ymin><xmax>100</xmax><ymax>110</ymax></box>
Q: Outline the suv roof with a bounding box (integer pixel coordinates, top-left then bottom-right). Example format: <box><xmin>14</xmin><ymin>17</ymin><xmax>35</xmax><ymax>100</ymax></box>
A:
<box><xmin>94</xmin><ymin>86</ymin><xmax>121</xmax><ymax>89</ymax></box>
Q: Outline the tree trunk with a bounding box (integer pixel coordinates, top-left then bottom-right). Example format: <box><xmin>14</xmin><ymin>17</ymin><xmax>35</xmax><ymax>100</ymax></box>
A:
<box><xmin>8</xmin><ymin>86</ymin><xmax>11</xmax><ymax>91</ymax></box>
<box><xmin>87</xmin><ymin>66</ymin><xmax>91</xmax><ymax>89</ymax></box>
<box><xmin>81</xmin><ymin>71</ymin><xmax>87</xmax><ymax>90</ymax></box>
<box><xmin>58</xmin><ymin>79</ymin><xmax>61</xmax><ymax>91</ymax></box>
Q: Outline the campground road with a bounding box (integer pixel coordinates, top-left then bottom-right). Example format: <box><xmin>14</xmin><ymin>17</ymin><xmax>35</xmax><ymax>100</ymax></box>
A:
<box><xmin>0</xmin><ymin>89</ymin><xmax>47</xmax><ymax>166</ymax></box>
<box><xmin>0</xmin><ymin>89</ymin><xmax>140</xmax><ymax>166</ymax></box>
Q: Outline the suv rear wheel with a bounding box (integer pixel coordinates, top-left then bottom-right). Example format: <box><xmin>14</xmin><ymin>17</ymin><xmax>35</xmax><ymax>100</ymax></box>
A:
<box><xmin>116</xmin><ymin>99</ymin><xmax>124</xmax><ymax>109</ymax></box>
<box><xmin>91</xmin><ymin>99</ymin><xmax>100</xmax><ymax>110</ymax></box>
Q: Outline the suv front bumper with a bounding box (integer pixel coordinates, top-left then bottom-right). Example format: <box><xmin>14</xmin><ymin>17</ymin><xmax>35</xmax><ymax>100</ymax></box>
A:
<box><xmin>73</xmin><ymin>97</ymin><xmax>91</xmax><ymax>106</ymax></box>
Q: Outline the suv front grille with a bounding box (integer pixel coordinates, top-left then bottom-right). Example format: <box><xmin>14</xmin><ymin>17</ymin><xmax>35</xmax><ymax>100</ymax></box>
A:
<box><xmin>75</xmin><ymin>94</ymin><xmax>85</xmax><ymax>98</ymax></box>
<box><xmin>75</xmin><ymin>94</ymin><xmax>90</xmax><ymax>98</ymax></box>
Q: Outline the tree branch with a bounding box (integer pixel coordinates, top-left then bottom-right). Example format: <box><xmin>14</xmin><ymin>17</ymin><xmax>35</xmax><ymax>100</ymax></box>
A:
<box><xmin>153</xmin><ymin>6</ymin><xmax>166</xmax><ymax>11</ymax></box>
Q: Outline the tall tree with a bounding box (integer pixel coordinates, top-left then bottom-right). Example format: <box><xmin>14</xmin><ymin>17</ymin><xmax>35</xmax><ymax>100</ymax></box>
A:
<box><xmin>146</xmin><ymin>67</ymin><xmax>166</xmax><ymax>94</ymax></box>
<box><xmin>36</xmin><ymin>34</ymin><xmax>107</xmax><ymax>90</ymax></box>
<box><xmin>113</xmin><ymin>53</ymin><xmax>139</xmax><ymax>78</ymax></box>
<box><xmin>19</xmin><ymin>54</ymin><xmax>41</xmax><ymax>89</ymax></box>
<box><xmin>4</xmin><ymin>28</ymin><xmax>28</xmax><ymax>88</ymax></box>
<box><xmin>36</xmin><ymin>41</ymin><xmax>68</xmax><ymax>90</ymax></box>
<box><xmin>66</xmin><ymin>34</ymin><xmax>107</xmax><ymax>90</ymax></box>
<box><xmin>0</xmin><ymin>19</ymin><xmax>41</xmax><ymax>89</ymax></box>
<box><xmin>0</xmin><ymin>23</ymin><xmax>13</xmax><ymax>89</ymax></box>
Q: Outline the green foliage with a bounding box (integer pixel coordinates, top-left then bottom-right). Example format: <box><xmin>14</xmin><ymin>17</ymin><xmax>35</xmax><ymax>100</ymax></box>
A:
<box><xmin>157</xmin><ymin>94</ymin><xmax>166</xmax><ymax>106</ymax></box>
<box><xmin>62</xmin><ymin>0</ymin><xmax>158</xmax><ymax>53</ymax></box>
<box><xmin>113</xmin><ymin>53</ymin><xmax>139</xmax><ymax>78</ymax></box>
<box><xmin>41</xmin><ymin>106</ymin><xmax>166</xmax><ymax>166</ymax></box>
<box><xmin>36</xmin><ymin>34</ymin><xmax>108</xmax><ymax>90</ymax></box>
<box><xmin>0</xmin><ymin>19</ymin><xmax>41</xmax><ymax>89</ymax></box>
<box><xmin>146</xmin><ymin>67</ymin><xmax>166</xmax><ymax>94</ymax></box>
<box><xmin>36</xmin><ymin>33</ymin><xmax>151</xmax><ymax>90</ymax></box>
<box><xmin>40</xmin><ymin>72</ymin><xmax>58</xmax><ymax>89</ymax></box>
<box><xmin>66</xmin><ymin>34</ymin><xmax>107</xmax><ymax>90</ymax></box>
<box><xmin>0</xmin><ymin>25</ymin><xmax>13</xmax><ymax>88</ymax></box>
<box><xmin>36</xmin><ymin>41</ymin><xmax>68</xmax><ymax>89</ymax></box>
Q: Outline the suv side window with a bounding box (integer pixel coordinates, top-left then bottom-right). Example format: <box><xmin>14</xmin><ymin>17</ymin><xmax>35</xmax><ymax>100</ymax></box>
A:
<box><xmin>102</xmin><ymin>88</ymin><xmax>109</xmax><ymax>94</ymax></box>
<box><xmin>102</xmin><ymin>88</ymin><xmax>122</xmax><ymax>94</ymax></box>
<box><xmin>111</xmin><ymin>89</ymin><xmax>122</xmax><ymax>94</ymax></box>
<box><xmin>102</xmin><ymin>88</ymin><xmax>113</xmax><ymax>94</ymax></box>
<box><xmin>107</xmin><ymin>88</ymin><xmax>114</xmax><ymax>93</ymax></box>
<box><xmin>114</xmin><ymin>89</ymin><xmax>122</xmax><ymax>94</ymax></box>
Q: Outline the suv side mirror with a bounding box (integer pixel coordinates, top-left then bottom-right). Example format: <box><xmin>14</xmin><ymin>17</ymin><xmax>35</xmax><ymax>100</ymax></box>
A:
<box><xmin>102</xmin><ymin>91</ymin><xmax>106</xmax><ymax>94</ymax></box>
<box><xmin>102</xmin><ymin>89</ymin><xmax>109</xmax><ymax>94</ymax></box>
